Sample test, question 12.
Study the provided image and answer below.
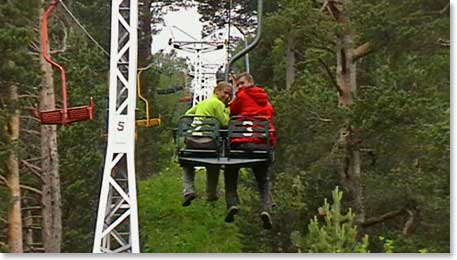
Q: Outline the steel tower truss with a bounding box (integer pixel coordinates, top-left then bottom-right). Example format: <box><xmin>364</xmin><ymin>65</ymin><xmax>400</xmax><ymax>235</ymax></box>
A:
<box><xmin>93</xmin><ymin>0</ymin><xmax>140</xmax><ymax>253</ymax></box>
<box><xmin>171</xmin><ymin>41</ymin><xmax>224</xmax><ymax>106</ymax></box>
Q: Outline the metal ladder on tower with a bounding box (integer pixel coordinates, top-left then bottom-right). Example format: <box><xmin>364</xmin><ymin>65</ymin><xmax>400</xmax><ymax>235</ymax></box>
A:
<box><xmin>93</xmin><ymin>0</ymin><xmax>140</xmax><ymax>253</ymax></box>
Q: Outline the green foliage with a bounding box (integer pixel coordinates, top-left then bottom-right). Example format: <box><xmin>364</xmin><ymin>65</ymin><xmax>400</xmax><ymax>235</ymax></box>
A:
<box><xmin>138</xmin><ymin>164</ymin><xmax>242</xmax><ymax>253</ymax></box>
<box><xmin>0</xmin><ymin>0</ymin><xmax>448</xmax><ymax>253</ymax></box>
<box><xmin>379</xmin><ymin>236</ymin><xmax>394</xmax><ymax>253</ymax></box>
<box><xmin>0</xmin><ymin>0</ymin><xmax>40</xmax><ymax>250</ymax></box>
<box><xmin>291</xmin><ymin>187</ymin><xmax>369</xmax><ymax>253</ymax></box>
<box><xmin>52</xmin><ymin>9</ymin><xmax>110</xmax><ymax>252</ymax></box>
<box><xmin>135</xmin><ymin>53</ymin><xmax>190</xmax><ymax>179</ymax></box>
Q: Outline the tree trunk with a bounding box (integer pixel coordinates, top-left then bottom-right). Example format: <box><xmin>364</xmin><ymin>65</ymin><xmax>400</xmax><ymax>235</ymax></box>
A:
<box><xmin>23</xmin><ymin>206</ymin><xmax>33</xmax><ymax>252</ymax></box>
<box><xmin>136</xmin><ymin>0</ymin><xmax>157</xmax><ymax>177</ymax></box>
<box><xmin>6</xmin><ymin>85</ymin><xmax>23</xmax><ymax>253</ymax></box>
<box><xmin>337</xmin><ymin>126</ymin><xmax>365</xmax><ymax>223</ymax></box>
<box><xmin>328</xmin><ymin>0</ymin><xmax>365</xmax><ymax>223</ymax></box>
<box><xmin>286</xmin><ymin>35</ymin><xmax>296</xmax><ymax>90</ymax></box>
<box><xmin>336</xmin><ymin>33</ymin><xmax>356</xmax><ymax>107</ymax></box>
<box><xmin>39</xmin><ymin>3</ymin><xmax>61</xmax><ymax>252</ymax></box>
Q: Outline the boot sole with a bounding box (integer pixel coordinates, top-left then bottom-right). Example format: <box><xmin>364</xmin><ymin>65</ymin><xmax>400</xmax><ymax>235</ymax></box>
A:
<box><xmin>261</xmin><ymin>212</ymin><xmax>272</xmax><ymax>230</ymax></box>
<box><xmin>182</xmin><ymin>194</ymin><xmax>196</xmax><ymax>207</ymax></box>
<box><xmin>225</xmin><ymin>207</ymin><xmax>239</xmax><ymax>223</ymax></box>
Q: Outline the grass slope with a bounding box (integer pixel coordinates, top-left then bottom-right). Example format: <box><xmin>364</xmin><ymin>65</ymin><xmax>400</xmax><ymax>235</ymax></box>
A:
<box><xmin>138</xmin><ymin>163</ymin><xmax>242</xmax><ymax>253</ymax></box>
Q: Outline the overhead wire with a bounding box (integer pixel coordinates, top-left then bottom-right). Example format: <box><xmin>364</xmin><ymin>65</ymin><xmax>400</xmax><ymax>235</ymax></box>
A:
<box><xmin>58</xmin><ymin>0</ymin><xmax>110</xmax><ymax>57</ymax></box>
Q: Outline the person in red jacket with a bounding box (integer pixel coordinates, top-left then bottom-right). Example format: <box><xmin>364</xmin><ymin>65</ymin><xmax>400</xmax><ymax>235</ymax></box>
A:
<box><xmin>223</xmin><ymin>72</ymin><xmax>276</xmax><ymax>230</ymax></box>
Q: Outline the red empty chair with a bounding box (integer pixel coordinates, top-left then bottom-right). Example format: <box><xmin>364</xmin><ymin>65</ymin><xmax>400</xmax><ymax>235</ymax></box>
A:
<box><xmin>34</xmin><ymin>0</ymin><xmax>95</xmax><ymax>125</ymax></box>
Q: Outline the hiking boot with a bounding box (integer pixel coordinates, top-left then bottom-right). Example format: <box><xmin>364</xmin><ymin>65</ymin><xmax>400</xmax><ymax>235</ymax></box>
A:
<box><xmin>260</xmin><ymin>211</ymin><xmax>273</xmax><ymax>230</ymax></box>
<box><xmin>224</xmin><ymin>206</ymin><xmax>240</xmax><ymax>223</ymax></box>
<box><xmin>182</xmin><ymin>193</ymin><xmax>197</xmax><ymax>207</ymax></box>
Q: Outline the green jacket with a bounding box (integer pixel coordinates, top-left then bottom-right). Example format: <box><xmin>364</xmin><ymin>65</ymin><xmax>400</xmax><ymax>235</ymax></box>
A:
<box><xmin>185</xmin><ymin>95</ymin><xmax>230</xmax><ymax>127</ymax></box>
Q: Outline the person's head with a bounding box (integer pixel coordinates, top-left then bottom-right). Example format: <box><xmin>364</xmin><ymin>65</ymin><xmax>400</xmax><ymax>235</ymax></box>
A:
<box><xmin>213</xmin><ymin>81</ymin><xmax>233</xmax><ymax>105</ymax></box>
<box><xmin>236</xmin><ymin>72</ymin><xmax>255</xmax><ymax>89</ymax></box>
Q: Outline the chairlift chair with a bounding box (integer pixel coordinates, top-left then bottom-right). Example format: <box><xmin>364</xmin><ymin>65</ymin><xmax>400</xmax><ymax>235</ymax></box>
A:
<box><xmin>175</xmin><ymin>115</ymin><xmax>221</xmax><ymax>167</ymax></box>
<box><xmin>227</xmin><ymin>116</ymin><xmax>274</xmax><ymax>164</ymax></box>
<box><xmin>175</xmin><ymin>115</ymin><xmax>274</xmax><ymax>168</ymax></box>
<box><xmin>33</xmin><ymin>0</ymin><xmax>95</xmax><ymax>125</ymax></box>
<box><xmin>135</xmin><ymin>67</ymin><xmax>161</xmax><ymax>127</ymax></box>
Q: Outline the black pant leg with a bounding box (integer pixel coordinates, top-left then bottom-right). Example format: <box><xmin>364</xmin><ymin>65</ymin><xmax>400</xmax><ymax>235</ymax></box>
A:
<box><xmin>252</xmin><ymin>164</ymin><xmax>271</xmax><ymax>212</ymax></box>
<box><xmin>224</xmin><ymin>166</ymin><xmax>240</xmax><ymax>209</ymax></box>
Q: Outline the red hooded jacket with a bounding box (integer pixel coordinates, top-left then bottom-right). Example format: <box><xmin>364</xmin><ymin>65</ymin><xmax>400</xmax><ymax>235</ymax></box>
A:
<box><xmin>229</xmin><ymin>85</ymin><xmax>277</xmax><ymax>146</ymax></box>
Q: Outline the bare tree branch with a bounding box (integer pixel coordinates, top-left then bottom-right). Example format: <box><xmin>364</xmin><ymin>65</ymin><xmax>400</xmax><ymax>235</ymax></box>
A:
<box><xmin>20</xmin><ymin>115</ymin><xmax>41</xmax><ymax>123</ymax></box>
<box><xmin>317</xmin><ymin>58</ymin><xmax>343</xmax><ymax>95</ymax></box>
<box><xmin>20</xmin><ymin>185</ymin><xmax>42</xmax><ymax>196</ymax></box>
<box><xmin>18</xmin><ymin>94</ymin><xmax>39</xmax><ymax>99</ymax></box>
<box><xmin>20</xmin><ymin>160</ymin><xmax>44</xmax><ymax>183</ymax></box>
<box><xmin>20</xmin><ymin>129</ymin><xmax>41</xmax><ymax>136</ymax></box>
<box><xmin>20</xmin><ymin>160</ymin><xmax>42</xmax><ymax>173</ymax></box>
<box><xmin>0</xmin><ymin>216</ymin><xmax>7</xmax><ymax>224</ymax></box>
<box><xmin>0</xmin><ymin>174</ymin><xmax>9</xmax><ymax>188</ymax></box>
<box><xmin>22</xmin><ymin>225</ymin><xmax>42</xmax><ymax>230</ymax></box>
<box><xmin>327</xmin><ymin>0</ymin><xmax>346</xmax><ymax>23</ymax></box>
<box><xmin>29</xmin><ymin>40</ymin><xmax>40</xmax><ymax>54</ymax></box>
<box><xmin>353</xmin><ymin>41</ymin><xmax>374</xmax><ymax>62</ymax></box>
<box><xmin>21</xmin><ymin>206</ymin><xmax>42</xmax><ymax>211</ymax></box>
<box><xmin>22</xmin><ymin>215</ymin><xmax>42</xmax><ymax>221</ymax></box>
<box><xmin>50</xmin><ymin>20</ymin><xmax>68</xmax><ymax>55</ymax></box>
<box><xmin>402</xmin><ymin>210</ymin><xmax>416</xmax><ymax>235</ymax></box>
<box><xmin>319</xmin><ymin>0</ymin><xmax>329</xmax><ymax>12</ymax></box>
<box><xmin>361</xmin><ymin>209</ymin><xmax>405</xmax><ymax>227</ymax></box>
<box><xmin>310</xmin><ymin>111</ymin><xmax>333</xmax><ymax>122</ymax></box>
<box><xmin>437</xmin><ymin>38</ymin><xmax>450</xmax><ymax>48</ymax></box>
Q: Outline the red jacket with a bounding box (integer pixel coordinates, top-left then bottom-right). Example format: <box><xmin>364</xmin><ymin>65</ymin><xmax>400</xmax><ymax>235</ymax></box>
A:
<box><xmin>229</xmin><ymin>85</ymin><xmax>277</xmax><ymax>146</ymax></box>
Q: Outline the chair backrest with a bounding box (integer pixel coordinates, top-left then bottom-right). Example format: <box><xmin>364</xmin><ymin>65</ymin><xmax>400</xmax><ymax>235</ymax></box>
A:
<box><xmin>227</xmin><ymin>116</ymin><xmax>273</xmax><ymax>162</ymax></box>
<box><xmin>228</xmin><ymin>116</ymin><xmax>270</xmax><ymax>143</ymax></box>
<box><xmin>176</xmin><ymin>115</ymin><xmax>220</xmax><ymax>150</ymax></box>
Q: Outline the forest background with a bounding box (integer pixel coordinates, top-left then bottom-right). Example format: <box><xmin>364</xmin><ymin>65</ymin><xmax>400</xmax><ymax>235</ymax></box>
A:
<box><xmin>0</xmin><ymin>0</ymin><xmax>451</xmax><ymax>253</ymax></box>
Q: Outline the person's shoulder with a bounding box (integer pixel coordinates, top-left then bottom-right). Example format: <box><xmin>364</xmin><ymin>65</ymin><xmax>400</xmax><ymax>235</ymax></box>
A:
<box><xmin>207</xmin><ymin>96</ymin><xmax>224</xmax><ymax>107</ymax></box>
<box><xmin>236</xmin><ymin>87</ymin><xmax>249</xmax><ymax>97</ymax></box>
<box><xmin>254</xmin><ymin>85</ymin><xmax>269</xmax><ymax>92</ymax></box>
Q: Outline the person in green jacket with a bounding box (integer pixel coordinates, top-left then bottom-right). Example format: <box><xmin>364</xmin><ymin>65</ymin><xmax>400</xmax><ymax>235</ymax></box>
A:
<box><xmin>182</xmin><ymin>81</ymin><xmax>233</xmax><ymax>206</ymax></box>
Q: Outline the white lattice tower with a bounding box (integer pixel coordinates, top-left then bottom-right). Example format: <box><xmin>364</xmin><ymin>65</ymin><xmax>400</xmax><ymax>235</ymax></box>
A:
<box><xmin>170</xmin><ymin>41</ymin><xmax>224</xmax><ymax>106</ymax></box>
<box><xmin>192</xmin><ymin>48</ymin><xmax>205</xmax><ymax>106</ymax></box>
<box><xmin>93</xmin><ymin>0</ymin><xmax>140</xmax><ymax>253</ymax></box>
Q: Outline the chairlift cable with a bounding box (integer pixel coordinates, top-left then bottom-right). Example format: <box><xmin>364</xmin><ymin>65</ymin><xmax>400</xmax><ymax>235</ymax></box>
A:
<box><xmin>226</xmin><ymin>0</ymin><xmax>233</xmax><ymax>65</ymax></box>
<box><xmin>172</xmin><ymin>25</ymin><xmax>199</xmax><ymax>41</ymax></box>
<box><xmin>58</xmin><ymin>0</ymin><xmax>110</xmax><ymax>57</ymax></box>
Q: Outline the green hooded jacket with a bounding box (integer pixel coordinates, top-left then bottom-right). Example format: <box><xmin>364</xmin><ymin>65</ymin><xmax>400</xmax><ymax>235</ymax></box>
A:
<box><xmin>185</xmin><ymin>95</ymin><xmax>230</xmax><ymax>128</ymax></box>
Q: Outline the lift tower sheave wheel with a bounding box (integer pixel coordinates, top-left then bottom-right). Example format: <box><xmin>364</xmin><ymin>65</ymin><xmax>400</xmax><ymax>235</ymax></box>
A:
<box><xmin>93</xmin><ymin>0</ymin><xmax>140</xmax><ymax>253</ymax></box>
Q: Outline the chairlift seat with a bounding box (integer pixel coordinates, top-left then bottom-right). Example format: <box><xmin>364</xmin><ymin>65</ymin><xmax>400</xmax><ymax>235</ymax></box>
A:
<box><xmin>136</xmin><ymin>118</ymin><xmax>161</xmax><ymax>127</ymax></box>
<box><xmin>34</xmin><ymin>98</ymin><xmax>95</xmax><ymax>125</ymax></box>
